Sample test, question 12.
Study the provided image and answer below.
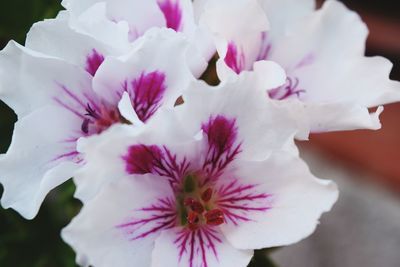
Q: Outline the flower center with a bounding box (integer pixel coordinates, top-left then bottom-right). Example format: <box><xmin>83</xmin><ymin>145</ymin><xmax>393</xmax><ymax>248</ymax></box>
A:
<box><xmin>81</xmin><ymin>103</ymin><xmax>129</xmax><ymax>135</ymax></box>
<box><xmin>178</xmin><ymin>174</ymin><xmax>225</xmax><ymax>230</ymax></box>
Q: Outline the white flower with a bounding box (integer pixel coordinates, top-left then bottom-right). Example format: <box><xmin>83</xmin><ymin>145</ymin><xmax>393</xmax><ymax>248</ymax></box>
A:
<box><xmin>25</xmin><ymin>10</ymin><xmax>131</xmax><ymax>78</ymax></box>
<box><xmin>200</xmin><ymin>0</ymin><xmax>400</xmax><ymax>133</ymax></box>
<box><xmin>0</xmin><ymin>28</ymin><xmax>196</xmax><ymax>219</ymax></box>
<box><xmin>62</xmin><ymin>67</ymin><xmax>338</xmax><ymax>267</ymax></box>
<box><xmin>60</xmin><ymin>0</ymin><xmax>214</xmax><ymax>76</ymax></box>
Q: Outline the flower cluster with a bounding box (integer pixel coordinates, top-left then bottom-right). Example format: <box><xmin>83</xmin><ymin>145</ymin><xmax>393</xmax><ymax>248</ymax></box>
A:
<box><xmin>0</xmin><ymin>0</ymin><xmax>399</xmax><ymax>266</ymax></box>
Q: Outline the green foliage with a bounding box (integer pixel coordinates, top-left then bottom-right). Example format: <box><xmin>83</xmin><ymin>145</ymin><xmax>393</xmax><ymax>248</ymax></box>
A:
<box><xmin>249</xmin><ymin>250</ymin><xmax>279</xmax><ymax>267</ymax></box>
<box><xmin>0</xmin><ymin>182</ymin><xmax>81</xmax><ymax>267</ymax></box>
<box><xmin>0</xmin><ymin>0</ymin><xmax>62</xmax><ymax>44</ymax></box>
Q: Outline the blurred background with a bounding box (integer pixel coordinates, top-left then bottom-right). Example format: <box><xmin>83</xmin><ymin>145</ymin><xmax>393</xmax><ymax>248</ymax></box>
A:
<box><xmin>0</xmin><ymin>0</ymin><xmax>399</xmax><ymax>266</ymax></box>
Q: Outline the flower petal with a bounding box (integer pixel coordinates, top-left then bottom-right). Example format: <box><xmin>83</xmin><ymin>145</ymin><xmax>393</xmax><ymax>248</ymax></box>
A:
<box><xmin>25</xmin><ymin>11</ymin><xmax>124</xmax><ymax>75</ymax></box>
<box><xmin>269</xmin><ymin>1</ymin><xmax>400</xmax><ymax>107</ymax></box>
<box><xmin>280</xmin><ymin>100</ymin><xmax>383</xmax><ymax>134</ymax></box>
<box><xmin>117</xmin><ymin>92</ymin><xmax>144</xmax><ymax>126</ymax></box>
<box><xmin>200</xmin><ymin>0</ymin><xmax>269</xmax><ymax>76</ymax></box>
<box><xmin>63</xmin><ymin>0</ymin><xmax>211</xmax><ymax>76</ymax></box>
<box><xmin>73</xmin><ymin>125</ymin><xmax>138</xmax><ymax>202</ymax></box>
<box><xmin>74</xmin><ymin>109</ymin><xmax>196</xmax><ymax>202</ymax></box>
<box><xmin>258</xmin><ymin>0</ymin><xmax>315</xmax><ymax>39</ymax></box>
<box><xmin>0</xmin><ymin>42</ymin><xmax>95</xmax><ymax>218</ymax></box>
<box><xmin>70</xmin><ymin>2</ymin><xmax>131</xmax><ymax>48</ymax></box>
<box><xmin>177</xmin><ymin>68</ymin><xmax>299</xmax><ymax>160</ymax></box>
<box><xmin>63</xmin><ymin>0</ymin><xmax>164</xmax><ymax>41</ymax></box>
<box><xmin>92</xmin><ymin>28</ymin><xmax>195</xmax><ymax>122</ymax></box>
<box><xmin>0</xmin><ymin>41</ymin><xmax>94</xmax><ymax>118</ymax></box>
<box><xmin>151</xmin><ymin>227</ymin><xmax>253</xmax><ymax>267</ymax></box>
<box><xmin>0</xmin><ymin>105</ymin><xmax>81</xmax><ymax>219</ymax></box>
<box><xmin>219</xmin><ymin>152</ymin><xmax>338</xmax><ymax>249</ymax></box>
<box><xmin>62</xmin><ymin>174</ymin><xmax>175</xmax><ymax>267</ymax></box>
<box><xmin>172</xmin><ymin>0</ymin><xmax>213</xmax><ymax>76</ymax></box>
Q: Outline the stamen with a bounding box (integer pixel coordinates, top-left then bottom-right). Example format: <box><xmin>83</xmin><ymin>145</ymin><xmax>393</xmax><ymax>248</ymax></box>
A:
<box><xmin>201</xmin><ymin>188</ymin><xmax>213</xmax><ymax>202</ymax></box>
<box><xmin>268</xmin><ymin>76</ymin><xmax>306</xmax><ymax>100</ymax></box>
<box><xmin>85</xmin><ymin>104</ymin><xmax>100</xmax><ymax>120</ymax></box>
<box><xmin>81</xmin><ymin>103</ymin><xmax>124</xmax><ymax>135</ymax></box>
<box><xmin>81</xmin><ymin>118</ymin><xmax>91</xmax><ymax>134</ymax></box>
<box><xmin>184</xmin><ymin>198</ymin><xmax>205</xmax><ymax>214</ymax></box>
<box><xmin>205</xmin><ymin>209</ymin><xmax>224</xmax><ymax>226</ymax></box>
<box><xmin>187</xmin><ymin>211</ymin><xmax>200</xmax><ymax>230</ymax></box>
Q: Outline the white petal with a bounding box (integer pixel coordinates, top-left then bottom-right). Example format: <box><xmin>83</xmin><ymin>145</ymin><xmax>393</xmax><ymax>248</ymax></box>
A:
<box><xmin>200</xmin><ymin>0</ymin><xmax>269</xmax><ymax>73</ymax></box>
<box><xmin>0</xmin><ymin>41</ymin><xmax>94</xmax><ymax>117</ymax></box>
<box><xmin>62</xmin><ymin>174</ymin><xmax>175</xmax><ymax>267</ymax></box>
<box><xmin>294</xmin><ymin>101</ymin><xmax>383</xmax><ymax>134</ymax></box>
<box><xmin>93</xmin><ymin>28</ymin><xmax>195</xmax><ymax>121</ymax></box>
<box><xmin>73</xmin><ymin>125</ymin><xmax>139</xmax><ymax>202</ymax></box>
<box><xmin>295</xmin><ymin>54</ymin><xmax>400</xmax><ymax>108</ymax></box>
<box><xmin>177</xmin><ymin>71</ymin><xmax>298</xmax><ymax>161</ymax></box>
<box><xmin>220</xmin><ymin>152</ymin><xmax>338</xmax><ymax>249</ymax></box>
<box><xmin>0</xmin><ymin>41</ymin><xmax>58</xmax><ymax>116</ymax></box>
<box><xmin>64</xmin><ymin>0</ymin><xmax>165</xmax><ymax>40</ymax></box>
<box><xmin>68</xmin><ymin>2</ymin><xmax>131</xmax><ymax>51</ymax></box>
<box><xmin>200</xmin><ymin>0</ymin><xmax>268</xmax><ymax>43</ymax></box>
<box><xmin>152</xmin><ymin>228</ymin><xmax>253</xmax><ymax>267</ymax></box>
<box><xmin>117</xmin><ymin>92</ymin><xmax>143</xmax><ymax>125</ymax></box>
<box><xmin>25</xmin><ymin>11</ymin><xmax>124</xmax><ymax>72</ymax></box>
<box><xmin>252</xmin><ymin>60</ymin><xmax>287</xmax><ymax>89</ymax></box>
<box><xmin>270</xmin><ymin>1</ymin><xmax>400</xmax><ymax>107</ymax></box>
<box><xmin>270</xmin><ymin>1</ymin><xmax>367</xmax><ymax>69</ymax></box>
<box><xmin>0</xmin><ymin>41</ymin><xmax>97</xmax><ymax>218</ymax></box>
<box><xmin>258</xmin><ymin>0</ymin><xmax>315</xmax><ymax>39</ymax></box>
<box><xmin>255</xmin><ymin>0</ymin><xmax>400</xmax><ymax>132</ymax></box>
<box><xmin>192</xmin><ymin>0</ymin><xmax>207</xmax><ymax>22</ymax></box>
<box><xmin>0</xmin><ymin>105</ymin><xmax>81</xmax><ymax>219</ymax></box>
<box><xmin>63</xmin><ymin>0</ymin><xmax>211</xmax><ymax>76</ymax></box>
<box><xmin>74</xmin><ymin>109</ymin><xmax>196</xmax><ymax>202</ymax></box>
<box><xmin>174</xmin><ymin>0</ymin><xmax>215</xmax><ymax>74</ymax></box>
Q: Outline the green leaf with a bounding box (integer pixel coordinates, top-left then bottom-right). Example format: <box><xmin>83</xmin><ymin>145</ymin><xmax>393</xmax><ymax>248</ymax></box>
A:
<box><xmin>248</xmin><ymin>249</ymin><xmax>280</xmax><ymax>267</ymax></box>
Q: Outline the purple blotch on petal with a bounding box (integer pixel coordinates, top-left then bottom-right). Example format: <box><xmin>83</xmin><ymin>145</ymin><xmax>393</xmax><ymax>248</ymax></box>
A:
<box><xmin>123</xmin><ymin>144</ymin><xmax>163</xmax><ymax>175</ymax></box>
<box><xmin>85</xmin><ymin>49</ymin><xmax>105</xmax><ymax>76</ymax></box>
<box><xmin>201</xmin><ymin>115</ymin><xmax>242</xmax><ymax>183</ymax></box>
<box><xmin>202</xmin><ymin>115</ymin><xmax>238</xmax><ymax>155</ymax></box>
<box><xmin>224</xmin><ymin>42</ymin><xmax>245</xmax><ymax>74</ymax></box>
<box><xmin>123</xmin><ymin>144</ymin><xmax>190</xmax><ymax>183</ymax></box>
<box><xmin>158</xmin><ymin>0</ymin><xmax>183</xmax><ymax>31</ymax></box>
<box><xmin>125</xmin><ymin>71</ymin><xmax>167</xmax><ymax>122</ymax></box>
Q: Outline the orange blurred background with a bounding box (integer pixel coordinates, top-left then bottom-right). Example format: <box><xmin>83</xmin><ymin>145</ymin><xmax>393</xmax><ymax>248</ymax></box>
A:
<box><xmin>308</xmin><ymin>0</ymin><xmax>400</xmax><ymax>192</ymax></box>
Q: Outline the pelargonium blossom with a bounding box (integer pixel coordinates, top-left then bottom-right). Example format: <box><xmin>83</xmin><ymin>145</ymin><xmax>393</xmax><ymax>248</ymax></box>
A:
<box><xmin>25</xmin><ymin>9</ymin><xmax>131</xmax><ymax>78</ymax></box>
<box><xmin>60</xmin><ymin>0</ymin><xmax>214</xmax><ymax>76</ymax></box>
<box><xmin>200</xmin><ymin>0</ymin><xmax>400</xmax><ymax>133</ymax></box>
<box><xmin>0</xmin><ymin>28</ymin><xmax>196</xmax><ymax>219</ymax></box>
<box><xmin>62</xmin><ymin>65</ymin><xmax>338</xmax><ymax>267</ymax></box>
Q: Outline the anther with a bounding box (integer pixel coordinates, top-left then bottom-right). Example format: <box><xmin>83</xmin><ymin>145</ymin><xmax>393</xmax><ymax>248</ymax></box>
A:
<box><xmin>184</xmin><ymin>197</ymin><xmax>204</xmax><ymax>214</ymax></box>
<box><xmin>187</xmin><ymin>211</ymin><xmax>200</xmax><ymax>230</ymax></box>
<box><xmin>201</xmin><ymin>188</ymin><xmax>213</xmax><ymax>202</ymax></box>
<box><xmin>81</xmin><ymin>118</ymin><xmax>91</xmax><ymax>134</ymax></box>
<box><xmin>205</xmin><ymin>209</ymin><xmax>224</xmax><ymax>226</ymax></box>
